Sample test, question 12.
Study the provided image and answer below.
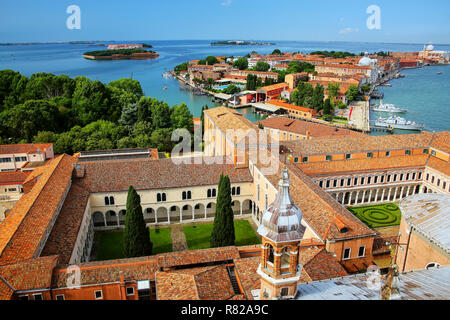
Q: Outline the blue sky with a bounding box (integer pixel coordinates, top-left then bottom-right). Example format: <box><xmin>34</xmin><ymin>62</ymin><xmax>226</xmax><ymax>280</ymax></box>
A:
<box><xmin>1</xmin><ymin>0</ymin><xmax>449</xmax><ymax>44</ymax></box>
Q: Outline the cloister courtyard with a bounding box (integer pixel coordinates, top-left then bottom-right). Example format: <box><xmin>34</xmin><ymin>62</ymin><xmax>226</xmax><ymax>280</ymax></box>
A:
<box><xmin>90</xmin><ymin>218</ymin><xmax>261</xmax><ymax>261</ymax></box>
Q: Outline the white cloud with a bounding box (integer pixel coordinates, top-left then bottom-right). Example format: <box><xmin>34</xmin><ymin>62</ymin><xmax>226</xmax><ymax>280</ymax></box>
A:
<box><xmin>221</xmin><ymin>0</ymin><xmax>232</xmax><ymax>6</ymax></box>
<box><xmin>339</xmin><ymin>27</ymin><xmax>360</xmax><ymax>35</ymax></box>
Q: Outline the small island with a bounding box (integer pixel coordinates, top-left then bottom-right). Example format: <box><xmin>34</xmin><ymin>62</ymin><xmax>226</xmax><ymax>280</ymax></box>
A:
<box><xmin>82</xmin><ymin>48</ymin><xmax>159</xmax><ymax>60</ymax></box>
<box><xmin>211</xmin><ymin>40</ymin><xmax>275</xmax><ymax>46</ymax></box>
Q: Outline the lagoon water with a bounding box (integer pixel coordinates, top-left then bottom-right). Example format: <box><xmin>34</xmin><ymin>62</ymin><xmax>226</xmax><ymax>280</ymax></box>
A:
<box><xmin>0</xmin><ymin>40</ymin><xmax>449</xmax><ymax>131</ymax></box>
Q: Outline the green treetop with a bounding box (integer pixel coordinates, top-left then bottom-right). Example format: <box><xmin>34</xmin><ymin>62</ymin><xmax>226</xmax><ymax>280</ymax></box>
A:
<box><xmin>210</xmin><ymin>174</ymin><xmax>235</xmax><ymax>248</ymax></box>
<box><xmin>123</xmin><ymin>186</ymin><xmax>153</xmax><ymax>258</ymax></box>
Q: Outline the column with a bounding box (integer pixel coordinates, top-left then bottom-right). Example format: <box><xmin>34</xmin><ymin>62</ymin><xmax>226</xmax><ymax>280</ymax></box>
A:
<box><xmin>117</xmin><ymin>214</ymin><xmax>120</xmax><ymax>226</ymax></box>
<box><xmin>406</xmin><ymin>185</ymin><xmax>411</xmax><ymax>197</ymax></box>
<box><xmin>240</xmin><ymin>203</ymin><xmax>243</xmax><ymax>216</ymax></box>
<box><xmin>192</xmin><ymin>207</ymin><xmax>195</xmax><ymax>221</ymax></box>
<box><xmin>205</xmin><ymin>206</ymin><xmax>208</xmax><ymax>219</ymax></box>
<box><xmin>347</xmin><ymin>192</ymin><xmax>352</xmax><ymax>205</ymax></box>
<box><xmin>381</xmin><ymin>189</ymin><xmax>385</xmax><ymax>202</ymax></box>
<box><xmin>180</xmin><ymin>209</ymin><xmax>183</xmax><ymax>223</ymax></box>
<box><xmin>361</xmin><ymin>190</ymin><xmax>367</xmax><ymax>205</ymax></box>
<box><xmin>103</xmin><ymin>214</ymin><xmax>107</xmax><ymax>227</ymax></box>
<box><xmin>155</xmin><ymin>211</ymin><xmax>158</xmax><ymax>224</ymax></box>
<box><xmin>355</xmin><ymin>191</ymin><xmax>360</xmax><ymax>205</ymax></box>
<box><xmin>368</xmin><ymin>189</ymin><xmax>373</xmax><ymax>203</ymax></box>
<box><xmin>168</xmin><ymin>209</ymin><xmax>171</xmax><ymax>224</ymax></box>
<box><xmin>388</xmin><ymin>188</ymin><xmax>392</xmax><ymax>201</ymax></box>
<box><xmin>393</xmin><ymin>187</ymin><xmax>398</xmax><ymax>201</ymax></box>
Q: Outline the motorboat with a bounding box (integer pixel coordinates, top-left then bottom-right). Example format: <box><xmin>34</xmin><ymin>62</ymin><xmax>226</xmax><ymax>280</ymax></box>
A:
<box><xmin>374</xmin><ymin>116</ymin><xmax>424</xmax><ymax>131</ymax></box>
<box><xmin>371</xmin><ymin>101</ymin><xmax>407</xmax><ymax>113</ymax></box>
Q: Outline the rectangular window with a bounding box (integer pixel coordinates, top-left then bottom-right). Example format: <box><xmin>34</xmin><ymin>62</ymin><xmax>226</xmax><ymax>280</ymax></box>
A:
<box><xmin>326</xmin><ymin>155</ymin><xmax>332</xmax><ymax>161</ymax></box>
<box><xmin>302</xmin><ymin>157</ymin><xmax>308</xmax><ymax>163</ymax></box>
<box><xmin>95</xmin><ymin>290</ymin><xmax>103</xmax><ymax>300</ymax></box>
<box><xmin>346</xmin><ymin>154</ymin><xmax>352</xmax><ymax>160</ymax></box>
<box><xmin>423</xmin><ymin>149</ymin><xmax>429</xmax><ymax>154</ymax></box>
<box><xmin>33</xmin><ymin>293</ymin><xmax>43</xmax><ymax>301</ymax></box>
<box><xmin>343</xmin><ymin>248</ymin><xmax>351</xmax><ymax>260</ymax></box>
<box><xmin>358</xmin><ymin>246</ymin><xmax>366</xmax><ymax>257</ymax></box>
<box><xmin>367</xmin><ymin>153</ymin><xmax>373</xmax><ymax>159</ymax></box>
<box><xmin>431</xmin><ymin>150</ymin><xmax>436</xmax><ymax>156</ymax></box>
<box><xmin>294</xmin><ymin>157</ymin><xmax>299</xmax><ymax>163</ymax></box>
<box><xmin>367</xmin><ymin>177</ymin><xmax>372</xmax><ymax>184</ymax></box>
<box><xmin>380</xmin><ymin>175</ymin><xmax>385</xmax><ymax>183</ymax></box>
<box><xmin>326</xmin><ymin>180</ymin><xmax>330</xmax><ymax>188</ymax></box>
<box><xmin>55</xmin><ymin>295</ymin><xmax>65</xmax><ymax>301</ymax></box>
<box><xmin>386</xmin><ymin>151</ymin><xmax>390</xmax><ymax>157</ymax></box>
<box><xmin>280</xmin><ymin>287</ymin><xmax>289</xmax><ymax>297</ymax></box>
<box><xmin>126</xmin><ymin>287</ymin><xmax>135</xmax><ymax>296</ymax></box>
<box><xmin>319</xmin><ymin>181</ymin><xmax>323</xmax><ymax>188</ymax></box>
<box><xmin>405</xmin><ymin>150</ymin><xmax>411</xmax><ymax>156</ymax></box>
<box><xmin>360</xmin><ymin>177</ymin><xmax>365</xmax><ymax>185</ymax></box>
<box><xmin>333</xmin><ymin>180</ymin><xmax>337</xmax><ymax>188</ymax></box>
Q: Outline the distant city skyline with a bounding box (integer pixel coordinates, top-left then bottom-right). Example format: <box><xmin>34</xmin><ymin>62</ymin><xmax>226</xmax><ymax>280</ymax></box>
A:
<box><xmin>1</xmin><ymin>0</ymin><xmax>449</xmax><ymax>44</ymax></box>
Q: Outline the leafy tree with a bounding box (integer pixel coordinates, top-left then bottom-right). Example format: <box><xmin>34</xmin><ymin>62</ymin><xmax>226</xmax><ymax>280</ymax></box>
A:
<box><xmin>272</xmin><ymin>49</ymin><xmax>282</xmax><ymax>55</ymax></box>
<box><xmin>253</xmin><ymin>62</ymin><xmax>271</xmax><ymax>72</ymax></box>
<box><xmin>246</xmin><ymin>74</ymin><xmax>258</xmax><ymax>91</ymax></box>
<box><xmin>360</xmin><ymin>85</ymin><xmax>371</xmax><ymax>94</ymax></box>
<box><xmin>222</xmin><ymin>85</ymin><xmax>241</xmax><ymax>95</ymax></box>
<box><xmin>109</xmin><ymin>78</ymin><xmax>144</xmax><ymax>98</ymax></box>
<box><xmin>286</xmin><ymin>61</ymin><xmax>315</xmax><ymax>74</ymax></box>
<box><xmin>326</xmin><ymin>83</ymin><xmax>340</xmax><ymax>104</ymax></box>
<box><xmin>123</xmin><ymin>186</ymin><xmax>153</xmax><ymax>258</ymax></box>
<box><xmin>33</xmin><ymin>131</ymin><xmax>58</xmax><ymax>144</ymax></box>
<box><xmin>150</xmin><ymin>128</ymin><xmax>174</xmax><ymax>152</ymax></box>
<box><xmin>119</xmin><ymin>103</ymin><xmax>139</xmax><ymax>127</ymax></box>
<box><xmin>345</xmin><ymin>85</ymin><xmax>360</xmax><ymax>103</ymax></box>
<box><xmin>171</xmin><ymin>103</ymin><xmax>193</xmax><ymax>131</ymax></box>
<box><xmin>323</xmin><ymin>98</ymin><xmax>334</xmax><ymax>116</ymax></box>
<box><xmin>174</xmin><ymin>62</ymin><xmax>189</xmax><ymax>72</ymax></box>
<box><xmin>233</xmin><ymin>58</ymin><xmax>248</xmax><ymax>70</ymax></box>
<box><xmin>137</xmin><ymin>96</ymin><xmax>152</xmax><ymax>123</ymax></box>
<box><xmin>151</xmin><ymin>100</ymin><xmax>172</xmax><ymax>129</ymax></box>
<box><xmin>210</xmin><ymin>174</ymin><xmax>235</xmax><ymax>248</ymax></box>
<box><xmin>312</xmin><ymin>84</ymin><xmax>325</xmax><ymax>111</ymax></box>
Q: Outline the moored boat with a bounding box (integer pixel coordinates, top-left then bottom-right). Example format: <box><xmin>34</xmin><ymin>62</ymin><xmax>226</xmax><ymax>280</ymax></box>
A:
<box><xmin>371</xmin><ymin>101</ymin><xmax>407</xmax><ymax>113</ymax></box>
<box><xmin>374</xmin><ymin>116</ymin><xmax>424</xmax><ymax>131</ymax></box>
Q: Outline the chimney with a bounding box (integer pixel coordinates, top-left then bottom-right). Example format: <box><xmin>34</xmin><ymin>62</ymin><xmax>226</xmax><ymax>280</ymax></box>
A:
<box><xmin>73</xmin><ymin>164</ymin><xmax>85</xmax><ymax>178</ymax></box>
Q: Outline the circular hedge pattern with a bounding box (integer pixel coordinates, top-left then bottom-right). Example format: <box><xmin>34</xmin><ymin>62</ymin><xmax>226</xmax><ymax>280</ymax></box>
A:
<box><xmin>348</xmin><ymin>204</ymin><xmax>401</xmax><ymax>228</ymax></box>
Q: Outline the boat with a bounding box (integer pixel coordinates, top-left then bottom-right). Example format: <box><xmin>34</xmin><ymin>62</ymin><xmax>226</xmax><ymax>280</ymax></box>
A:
<box><xmin>374</xmin><ymin>116</ymin><xmax>424</xmax><ymax>131</ymax></box>
<box><xmin>437</xmin><ymin>72</ymin><xmax>443</xmax><ymax>75</ymax></box>
<box><xmin>163</xmin><ymin>86</ymin><xmax>167</xmax><ymax>91</ymax></box>
<box><xmin>371</xmin><ymin>101</ymin><xmax>407</xmax><ymax>113</ymax></box>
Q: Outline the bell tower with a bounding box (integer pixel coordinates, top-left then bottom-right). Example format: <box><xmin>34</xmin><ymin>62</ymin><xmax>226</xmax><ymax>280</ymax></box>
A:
<box><xmin>256</xmin><ymin>167</ymin><xmax>306</xmax><ymax>300</ymax></box>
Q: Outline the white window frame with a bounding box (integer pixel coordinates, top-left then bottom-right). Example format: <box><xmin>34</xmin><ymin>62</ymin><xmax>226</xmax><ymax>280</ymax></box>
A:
<box><xmin>126</xmin><ymin>286</ymin><xmax>135</xmax><ymax>296</ymax></box>
<box><xmin>343</xmin><ymin>248</ymin><xmax>351</xmax><ymax>260</ymax></box>
<box><xmin>33</xmin><ymin>293</ymin><xmax>43</xmax><ymax>300</ymax></box>
<box><xmin>55</xmin><ymin>294</ymin><xmax>65</xmax><ymax>301</ymax></box>
<box><xmin>358</xmin><ymin>246</ymin><xmax>366</xmax><ymax>258</ymax></box>
<box><xmin>94</xmin><ymin>290</ymin><xmax>103</xmax><ymax>300</ymax></box>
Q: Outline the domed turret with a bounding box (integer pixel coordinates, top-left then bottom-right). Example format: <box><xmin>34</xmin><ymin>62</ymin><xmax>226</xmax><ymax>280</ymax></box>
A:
<box><xmin>257</xmin><ymin>167</ymin><xmax>305</xmax><ymax>243</ymax></box>
<box><xmin>358</xmin><ymin>51</ymin><xmax>372</xmax><ymax>66</ymax></box>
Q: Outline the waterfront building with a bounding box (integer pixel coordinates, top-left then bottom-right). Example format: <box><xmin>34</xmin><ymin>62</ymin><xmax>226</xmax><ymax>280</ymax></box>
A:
<box><xmin>285</xmin><ymin>73</ymin><xmax>309</xmax><ymax>90</ymax></box>
<box><xmin>107</xmin><ymin>44</ymin><xmax>143</xmax><ymax>50</ymax></box>
<box><xmin>256</xmin><ymin>83</ymin><xmax>289</xmax><ymax>102</ymax></box>
<box><xmin>418</xmin><ymin>43</ymin><xmax>450</xmax><ymax>64</ymax></box>
<box><xmin>259</xmin><ymin>116</ymin><xmax>363</xmax><ymax>141</ymax></box>
<box><xmin>263</xmin><ymin>100</ymin><xmax>317</xmax><ymax>121</ymax></box>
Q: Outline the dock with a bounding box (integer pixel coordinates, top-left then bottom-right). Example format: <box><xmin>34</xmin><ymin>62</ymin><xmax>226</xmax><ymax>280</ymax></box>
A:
<box><xmin>348</xmin><ymin>101</ymin><xmax>371</xmax><ymax>133</ymax></box>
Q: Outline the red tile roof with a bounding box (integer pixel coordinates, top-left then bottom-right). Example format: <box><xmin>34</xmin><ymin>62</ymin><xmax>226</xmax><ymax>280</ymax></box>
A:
<box><xmin>0</xmin><ymin>255</ymin><xmax>58</xmax><ymax>292</ymax></box>
<box><xmin>0</xmin><ymin>143</ymin><xmax>52</xmax><ymax>155</ymax></box>
<box><xmin>0</xmin><ymin>171</ymin><xmax>30</xmax><ymax>186</ymax></box>
<box><xmin>0</xmin><ymin>155</ymin><xmax>77</xmax><ymax>265</ymax></box>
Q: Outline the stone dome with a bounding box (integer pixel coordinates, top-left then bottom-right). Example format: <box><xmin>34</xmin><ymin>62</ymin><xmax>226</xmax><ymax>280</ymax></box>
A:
<box><xmin>358</xmin><ymin>51</ymin><xmax>372</xmax><ymax>66</ymax></box>
<box><xmin>257</xmin><ymin>167</ymin><xmax>305</xmax><ymax>243</ymax></box>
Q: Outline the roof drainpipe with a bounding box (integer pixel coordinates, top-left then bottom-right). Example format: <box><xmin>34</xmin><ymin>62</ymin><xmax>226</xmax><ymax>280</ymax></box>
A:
<box><xmin>402</xmin><ymin>226</ymin><xmax>413</xmax><ymax>272</ymax></box>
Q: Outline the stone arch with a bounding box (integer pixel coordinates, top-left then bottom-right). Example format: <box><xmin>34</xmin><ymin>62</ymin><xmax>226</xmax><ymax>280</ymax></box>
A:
<box><xmin>281</xmin><ymin>247</ymin><xmax>290</xmax><ymax>267</ymax></box>
<box><xmin>182</xmin><ymin>204</ymin><xmax>193</xmax><ymax>221</ymax></box>
<box><xmin>118</xmin><ymin>209</ymin><xmax>127</xmax><ymax>225</ymax></box>
<box><xmin>93</xmin><ymin>211</ymin><xmax>105</xmax><ymax>227</ymax></box>
<box><xmin>156</xmin><ymin>207</ymin><xmax>168</xmax><ymax>223</ymax></box>
<box><xmin>267</xmin><ymin>244</ymin><xmax>275</xmax><ymax>264</ymax></box>
<box><xmin>194</xmin><ymin>203</ymin><xmax>205</xmax><ymax>220</ymax></box>
<box><xmin>242</xmin><ymin>199</ymin><xmax>253</xmax><ymax>215</ymax></box>
<box><xmin>105</xmin><ymin>210</ymin><xmax>118</xmax><ymax>226</ymax></box>
<box><xmin>144</xmin><ymin>208</ymin><xmax>156</xmax><ymax>224</ymax></box>
<box><xmin>231</xmin><ymin>200</ymin><xmax>241</xmax><ymax>216</ymax></box>
<box><xmin>169</xmin><ymin>205</ymin><xmax>181</xmax><ymax>223</ymax></box>
<box><xmin>206</xmin><ymin>202</ymin><xmax>216</xmax><ymax>218</ymax></box>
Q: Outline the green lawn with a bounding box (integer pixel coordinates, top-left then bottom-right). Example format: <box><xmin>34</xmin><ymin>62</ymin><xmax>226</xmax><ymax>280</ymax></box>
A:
<box><xmin>94</xmin><ymin>227</ymin><xmax>172</xmax><ymax>261</ymax></box>
<box><xmin>348</xmin><ymin>203</ymin><xmax>402</xmax><ymax>228</ymax></box>
<box><xmin>183</xmin><ymin>220</ymin><xmax>261</xmax><ymax>250</ymax></box>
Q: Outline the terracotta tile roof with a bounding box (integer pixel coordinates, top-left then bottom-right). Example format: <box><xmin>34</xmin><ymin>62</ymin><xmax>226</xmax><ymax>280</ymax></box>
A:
<box><xmin>427</xmin><ymin>156</ymin><xmax>450</xmax><ymax>177</ymax></box>
<box><xmin>283</xmin><ymin>132</ymin><xmax>434</xmax><ymax>156</ymax></box>
<box><xmin>158</xmin><ymin>246</ymin><xmax>240</xmax><ymax>268</ymax></box>
<box><xmin>430</xmin><ymin>131</ymin><xmax>450</xmax><ymax>154</ymax></box>
<box><xmin>234</xmin><ymin>257</ymin><xmax>260</xmax><ymax>299</ymax></box>
<box><xmin>155</xmin><ymin>272</ymin><xmax>199</xmax><ymax>300</ymax></box>
<box><xmin>266</xmin><ymin>100</ymin><xmax>316</xmax><ymax>114</ymax></box>
<box><xmin>77</xmin><ymin>156</ymin><xmax>253</xmax><ymax>193</ymax></box>
<box><xmin>0</xmin><ymin>143</ymin><xmax>52</xmax><ymax>155</ymax></box>
<box><xmin>257</xmin><ymin>83</ymin><xmax>289</xmax><ymax>92</ymax></box>
<box><xmin>0</xmin><ymin>277</ymin><xmax>13</xmax><ymax>300</ymax></box>
<box><xmin>297</xmin><ymin>155</ymin><xmax>429</xmax><ymax>176</ymax></box>
<box><xmin>53</xmin><ymin>256</ymin><xmax>159</xmax><ymax>288</ymax></box>
<box><xmin>302</xmin><ymin>249</ymin><xmax>348</xmax><ymax>281</ymax></box>
<box><xmin>0</xmin><ymin>155</ymin><xmax>77</xmax><ymax>265</ymax></box>
<box><xmin>194</xmin><ymin>265</ymin><xmax>236</xmax><ymax>300</ymax></box>
<box><xmin>0</xmin><ymin>255</ymin><xmax>58</xmax><ymax>292</ymax></box>
<box><xmin>0</xmin><ymin>171</ymin><xmax>30</xmax><ymax>186</ymax></box>
<box><xmin>259</xmin><ymin>116</ymin><xmax>363</xmax><ymax>138</ymax></box>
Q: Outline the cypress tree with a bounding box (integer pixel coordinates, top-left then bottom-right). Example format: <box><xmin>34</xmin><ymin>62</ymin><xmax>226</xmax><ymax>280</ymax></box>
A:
<box><xmin>123</xmin><ymin>186</ymin><xmax>153</xmax><ymax>258</ymax></box>
<box><xmin>210</xmin><ymin>174</ymin><xmax>235</xmax><ymax>248</ymax></box>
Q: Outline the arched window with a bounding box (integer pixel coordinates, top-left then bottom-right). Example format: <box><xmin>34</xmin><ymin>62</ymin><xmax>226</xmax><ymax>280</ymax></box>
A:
<box><xmin>182</xmin><ymin>191</ymin><xmax>187</xmax><ymax>200</ymax></box>
<box><xmin>268</xmin><ymin>245</ymin><xmax>274</xmax><ymax>264</ymax></box>
<box><xmin>212</xmin><ymin>189</ymin><xmax>216</xmax><ymax>197</ymax></box>
<box><xmin>236</xmin><ymin>187</ymin><xmax>241</xmax><ymax>195</ymax></box>
<box><xmin>104</xmin><ymin>197</ymin><xmax>110</xmax><ymax>206</ymax></box>
<box><xmin>109</xmin><ymin>196</ymin><xmax>115</xmax><ymax>205</ymax></box>
<box><xmin>157</xmin><ymin>193</ymin><xmax>161</xmax><ymax>202</ymax></box>
<box><xmin>231</xmin><ymin>187</ymin><xmax>236</xmax><ymax>195</ymax></box>
<box><xmin>281</xmin><ymin>247</ymin><xmax>290</xmax><ymax>267</ymax></box>
<box><xmin>162</xmin><ymin>193</ymin><xmax>167</xmax><ymax>202</ymax></box>
<box><xmin>426</xmin><ymin>262</ymin><xmax>440</xmax><ymax>270</ymax></box>
<box><xmin>187</xmin><ymin>191</ymin><xmax>192</xmax><ymax>199</ymax></box>
<box><xmin>207</xmin><ymin>189</ymin><xmax>212</xmax><ymax>198</ymax></box>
